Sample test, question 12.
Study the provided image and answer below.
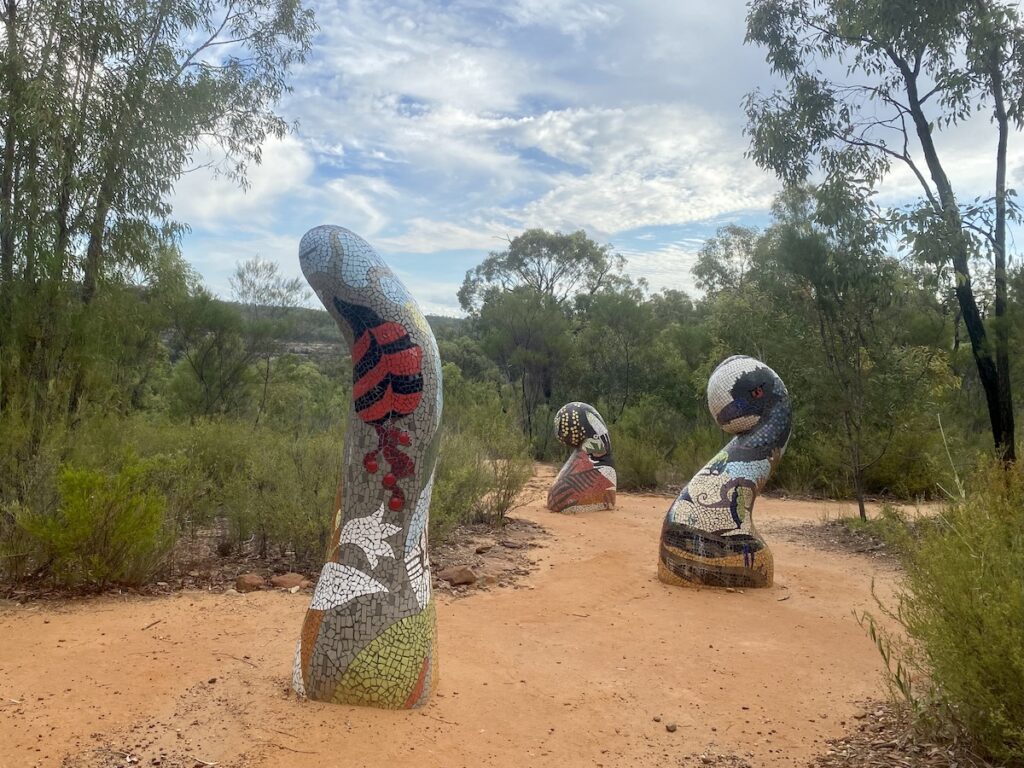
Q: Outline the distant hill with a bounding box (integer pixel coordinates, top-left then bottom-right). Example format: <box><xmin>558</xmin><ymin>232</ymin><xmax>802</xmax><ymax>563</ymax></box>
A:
<box><xmin>219</xmin><ymin>301</ymin><xmax>467</xmax><ymax>345</ymax></box>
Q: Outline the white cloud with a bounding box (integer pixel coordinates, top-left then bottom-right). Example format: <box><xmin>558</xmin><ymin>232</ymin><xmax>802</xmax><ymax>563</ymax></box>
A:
<box><xmin>171</xmin><ymin>136</ymin><xmax>315</xmax><ymax>231</ymax></box>
<box><xmin>376</xmin><ymin>217</ymin><xmax>513</xmax><ymax>253</ymax></box>
<box><xmin>499</xmin><ymin>0</ymin><xmax>623</xmax><ymax>41</ymax></box>
<box><xmin>174</xmin><ymin>0</ymin><xmax>787</xmax><ymax>310</ymax></box>
<box><xmin>618</xmin><ymin>242</ymin><xmax>703</xmax><ymax>296</ymax></box>
<box><xmin>321</xmin><ymin>175</ymin><xmax>401</xmax><ymax>237</ymax></box>
<box><xmin>501</xmin><ymin>104</ymin><xmax>777</xmax><ymax>235</ymax></box>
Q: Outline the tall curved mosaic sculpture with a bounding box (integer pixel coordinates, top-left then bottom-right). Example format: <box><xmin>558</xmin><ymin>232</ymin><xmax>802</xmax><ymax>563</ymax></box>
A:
<box><xmin>658</xmin><ymin>355</ymin><xmax>791</xmax><ymax>588</ymax></box>
<box><xmin>547</xmin><ymin>402</ymin><xmax>617</xmax><ymax>513</ymax></box>
<box><xmin>292</xmin><ymin>225</ymin><xmax>442</xmax><ymax>708</ymax></box>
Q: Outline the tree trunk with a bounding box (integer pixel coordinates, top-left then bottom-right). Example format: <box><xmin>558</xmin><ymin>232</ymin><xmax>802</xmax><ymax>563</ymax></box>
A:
<box><xmin>901</xmin><ymin>61</ymin><xmax>1015</xmax><ymax>461</ymax></box>
<box><xmin>1</xmin><ymin>0</ymin><xmax>18</xmax><ymax>285</ymax></box>
<box><xmin>982</xmin><ymin>7</ymin><xmax>1016</xmax><ymax>462</ymax></box>
<box><xmin>254</xmin><ymin>355</ymin><xmax>272</xmax><ymax>427</ymax></box>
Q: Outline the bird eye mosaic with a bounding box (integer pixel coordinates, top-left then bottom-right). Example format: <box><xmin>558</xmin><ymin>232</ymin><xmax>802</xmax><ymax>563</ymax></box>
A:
<box><xmin>292</xmin><ymin>225</ymin><xmax>442</xmax><ymax>709</ymax></box>
<box><xmin>658</xmin><ymin>355</ymin><xmax>791</xmax><ymax>588</ymax></box>
<box><xmin>547</xmin><ymin>402</ymin><xmax>617</xmax><ymax>514</ymax></box>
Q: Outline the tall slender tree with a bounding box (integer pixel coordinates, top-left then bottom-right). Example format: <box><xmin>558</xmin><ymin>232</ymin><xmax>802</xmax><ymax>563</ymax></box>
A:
<box><xmin>0</xmin><ymin>0</ymin><xmax>315</xmax><ymax>423</ymax></box>
<box><xmin>745</xmin><ymin>0</ymin><xmax>1020</xmax><ymax>460</ymax></box>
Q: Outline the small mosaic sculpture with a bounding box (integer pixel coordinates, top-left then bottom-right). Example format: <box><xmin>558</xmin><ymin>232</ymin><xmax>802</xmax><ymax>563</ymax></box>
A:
<box><xmin>547</xmin><ymin>402</ymin><xmax>617</xmax><ymax>513</ymax></box>
<box><xmin>292</xmin><ymin>225</ymin><xmax>442</xmax><ymax>708</ymax></box>
<box><xmin>658</xmin><ymin>355</ymin><xmax>791</xmax><ymax>588</ymax></box>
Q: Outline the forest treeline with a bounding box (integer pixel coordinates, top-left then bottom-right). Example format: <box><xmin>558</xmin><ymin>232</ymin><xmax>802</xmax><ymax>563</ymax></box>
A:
<box><xmin>0</xmin><ymin>0</ymin><xmax>532</xmax><ymax>589</ymax></box>
<box><xmin>439</xmin><ymin>206</ymin><xmax>1022</xmax><ymax>513</ymax></box>
<box><xmin>3</xmin><ymin>0</ymin><xmax>1024</xmax><ymax>759</ymax></box>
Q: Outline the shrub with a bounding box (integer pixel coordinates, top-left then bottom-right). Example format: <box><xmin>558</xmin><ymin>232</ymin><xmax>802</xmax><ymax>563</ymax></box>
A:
<box><xmin>609</xmin><ymin>396</ymin><xmax>717</xmax><ymax>491</ymax></box>
<box><xmin>16</xmin><ymin>460</ymin><xmax>171</xmax><ymax>588</ymax></box>
<box><xmin>431</xmin><ymin>364</ymin><xmax>532</xmax><ymax>537</ymax></box>
<box><xmin>868</xmin><ymin>462</ymin><xmax>1024</xmax><ymax>764</ymax></box>
<box><xmin>432</xmin><ymin>429</ymin><xmax>495</xmax><ymax>537</ymax></box>
<box><xmin>613</xmin><ymin>433</ymin><xmax>663</xmax><ymax>491</ymax></box>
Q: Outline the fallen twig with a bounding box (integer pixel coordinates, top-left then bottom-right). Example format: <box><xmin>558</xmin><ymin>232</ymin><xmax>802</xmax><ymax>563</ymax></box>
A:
<box><xmin>217</xmin><ymin>653</ymin><xmax>257</xmax><ymax>668</ymax></box>
<box><xmin>141</xmin><ymin>619</ymin><xmax>163</xmax><ymax>631</ymax></box>
<box><xmin>258</xmin><ymin>742</ymin><xmax>316</xmax><ymax>755</ymax></box>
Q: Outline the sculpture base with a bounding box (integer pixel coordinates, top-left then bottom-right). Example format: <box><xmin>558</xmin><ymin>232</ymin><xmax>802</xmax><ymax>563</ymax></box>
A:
<box><xmin>294</xmin><ymin>602</ymin><xmax>438</xmax><ymax>709</ymax></box>
<box><xmin>547</xmin><ymin>452</ymin><xmax>616</xmax><ymax>514</ymax></box>
<box><xmin>658</xmin><ymin>524</ymin><xmax>773</xmax><ymax>588</ymax></box>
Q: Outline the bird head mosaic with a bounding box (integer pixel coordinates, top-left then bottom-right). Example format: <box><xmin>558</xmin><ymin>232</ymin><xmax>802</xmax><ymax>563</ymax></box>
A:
<box><xmin>547</xmin><ymin>402</ymin><xmax>617</xmax><ymax>514</ymax></box>
<box><xmin>292</xmin><ymin>225</ymin><xmax>442</xmax><ymax>708</ymax></box>
<box><xmin>658</xmin><ymin>355</ymin><xmax>791</xmax><ymax>588</ymax></box>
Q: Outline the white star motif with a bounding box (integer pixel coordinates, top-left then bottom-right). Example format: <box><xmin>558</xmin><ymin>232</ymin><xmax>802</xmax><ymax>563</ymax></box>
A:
<box><xmin>340</xmin><ymin>503</ymin><xmax>400</xmax><ymax>569</ymax></box>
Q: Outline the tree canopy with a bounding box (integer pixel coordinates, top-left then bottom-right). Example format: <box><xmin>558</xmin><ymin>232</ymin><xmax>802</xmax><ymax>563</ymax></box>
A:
<box><xmin>457</xmin><ymin>228</ymin><xmax>626</xmax><ymax>314</ymax></box>
<box><xmin>744</xmin><ymin>0</ymin><xmax>1022</xmax><ymax>460</ymax></box>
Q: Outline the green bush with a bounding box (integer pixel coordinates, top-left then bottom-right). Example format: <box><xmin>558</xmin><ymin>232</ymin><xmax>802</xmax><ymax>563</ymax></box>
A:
<box><xmin>613</xmin><ymin>433</ymin><xmax>663</xmax><ymax>490</ymax></box>
<box><xmin>17</xmin><ymin>460</ymin><xmax>171</xmax><ymax>587</ymax></box>
<box><xmin>433</xmin><ymin>429</ymin><xmax>495</xmax><ymax>537</ymax></box>
<box><xmin>871</xmin><ymin>462</ymin><xmax>1024</xmax><ymax>764</ymax></box>
<box><xmin>1</xmin><ymin>358</ymin><xmax>531</xmax><ymax>587</ymax></box>
<box><xmin>217</xmin><ymin>428</ymin><xmax>340</xmax><ymax>562</ymax></box>
<box><xmin>431</xmin><ymin>364</ymin><xmax>532</xmax><ymax>537</ymax></box>
<box><xmin>608</xmin><ymin>397</ymin><xmax>717</xmax><ymax>491</ymax></box>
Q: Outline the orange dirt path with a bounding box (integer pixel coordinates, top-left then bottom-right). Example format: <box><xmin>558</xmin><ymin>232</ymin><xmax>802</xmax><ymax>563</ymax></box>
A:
<box><xmin>0</xmin><ymin>467</ymin><xmax>903</xmax><ymax>768</ymax></box>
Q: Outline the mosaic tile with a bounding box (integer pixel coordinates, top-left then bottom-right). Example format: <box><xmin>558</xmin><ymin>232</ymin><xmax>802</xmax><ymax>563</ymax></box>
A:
<box><xmin>292</xmin><ymin>225</ymin><xmax>441</xmax><ymax>708</ymax></box>
<box><xmin>658</xmin><ymin>355</ymin><xmax>792</xmax><ymax>588</ymax></box>
<box><xmin>547</xmin><ymin>402</ymin><xmax>617</xmax><ymax>514</ymax></box>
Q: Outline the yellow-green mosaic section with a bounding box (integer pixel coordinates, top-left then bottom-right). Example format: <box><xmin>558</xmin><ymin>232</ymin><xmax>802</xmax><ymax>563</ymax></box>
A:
<box><xmin>331</xmin><ymin>602</ymin><xmax>436</xmax><ymax>708</ymax></box>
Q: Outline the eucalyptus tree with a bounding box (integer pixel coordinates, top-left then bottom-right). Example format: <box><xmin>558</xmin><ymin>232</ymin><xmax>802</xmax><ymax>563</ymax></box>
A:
<box><xmin>230</xmin><ymin>258</ymin><xmax>308</xmax><ymax>426</ymax></box>
<box><xmin>476</xmin><ymin>287</ymin><xmax>572</xmax><ymax>449</ymax></box>
<box><xmin>0</xmin><ymin>0</ymin><xmax>315</xmax><ymax>422</ymax></box>
<box><xmin>458</xmin><ymin>228</ymin><xmax>626</xmax><ymax>314</ymax></box>
<box><xmin>771</xmin><ymin>188</ymin><xmax>952</xmax><ymax>516</ymax></box>
<box><xmin>693</xmin><ymin>224</ymin><xmax>761</xmax><ymax>294</ymax></box>
<box><xmin>745</xmin><ymin>0</ymin><xmax>1022</xmax><ymax>461</ymax></box>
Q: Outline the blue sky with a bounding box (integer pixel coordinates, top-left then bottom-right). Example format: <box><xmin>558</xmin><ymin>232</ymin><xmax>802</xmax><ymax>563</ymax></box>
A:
<box><xmin>169</xmin><ymin>0</ymin><xmax>1020</xmax><ymax>315</ymax></box>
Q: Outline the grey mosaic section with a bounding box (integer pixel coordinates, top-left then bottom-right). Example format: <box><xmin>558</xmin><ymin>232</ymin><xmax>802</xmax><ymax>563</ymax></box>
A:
<box><xmin>293</xmin><ymin>225</ymin><xmax>442</xmax><ymax>708</ymax></box>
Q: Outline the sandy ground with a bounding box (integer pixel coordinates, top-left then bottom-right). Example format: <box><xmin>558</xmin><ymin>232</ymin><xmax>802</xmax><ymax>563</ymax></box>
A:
<box><xmin>0</xmin><ymin>467</ymin><xmax>907</xmax><ymax>768</ymax></box>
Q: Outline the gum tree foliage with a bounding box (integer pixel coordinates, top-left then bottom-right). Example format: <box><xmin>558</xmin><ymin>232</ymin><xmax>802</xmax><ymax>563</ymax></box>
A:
<box><xmin>477</xmin><ymin>287</ymin><xmax>572</xmax><ymax>447</ymax></box>
<box><xmin>769</xmin><ymin>188</ymin><xmax>952</xmax><ymax>517</ymax></box>
<box><xmin>700</xmin><ymin>189</ymin><xmax>954</xmax><ymax>506</ymax></box>
<box><xmin>744</xmin><ymin>0</ymin><xmax>1020</xmax><ymax>461</ymax></box>
<box><xmin>229</xmin><ymin>258</ymin><xmax>308</xmax><ymax>426</ymax></box>
<box><xmin>573</xmin><ymin>283</ymin><xmax>657</xmax><ymax>422</ymax></box>
<box><xmin>461</xmin><ymin>229</ymin><xmax>627</xmax><ymax>451</ymax></box>
<box><xmin>692</xmin><ymin>224</ymin><xmax>761</xmax><ymax>294</ymax></box>
<box><xmin>0</xmin><ymin>0</ymin><xmax>316</xmax><ymax>425</ymax></box>
<box><xmin>457</xmin><ymin>228</ymin><xmax>626</xmax><ymax>314</ymax></box>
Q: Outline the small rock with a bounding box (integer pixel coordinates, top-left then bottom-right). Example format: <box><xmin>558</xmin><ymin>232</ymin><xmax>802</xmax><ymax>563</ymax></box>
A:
<box><xmin>224</xmin><ymin>588</ymin><xmax>240</xmax><ymax>596</ymax></box>
<box><xmin>653</xmin><ymin>715</ymin><xmax>662</xmax><ymax>722</ymax></box>
<box><xmin>499</xmin><ymin>540</ymin><xmax>523</xmax><ymax>549</ymax></box>
<box><xmin>270</xmin><ymin>573</ymin><xmax>305</xmax><ymax>589</ymax></box>
<box><xmin>208</xmin><ymin>677</ymin><xmax>217</xmax><ymax>684</ymax></box>
<box><xmin>437</xmin><ymin>565</ymin><xmax>477</xmax><ymax>586</ymax></box>
<box><xmin>235</xmin><ymin>573</ymin><xmax>265</xmax><ymax>593</ymax></box>
<box><xmin>666</xmin><ymin>723</ymin><xmax>677</xmax><ymax>733</ymax></box>
<box><xmin>156</xmin><ymin>582</ymin><xmax>169</xmax><ymax>587</ymax></box>
<box><xmin>475</xmin><ymin>544</ymin><xmax>494</xmax><ymax>554</ymax></box>
<box><xmin>288</xmin><ymin>586</ymin><xmax>301</xmax><ymax>594</ymax></box>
